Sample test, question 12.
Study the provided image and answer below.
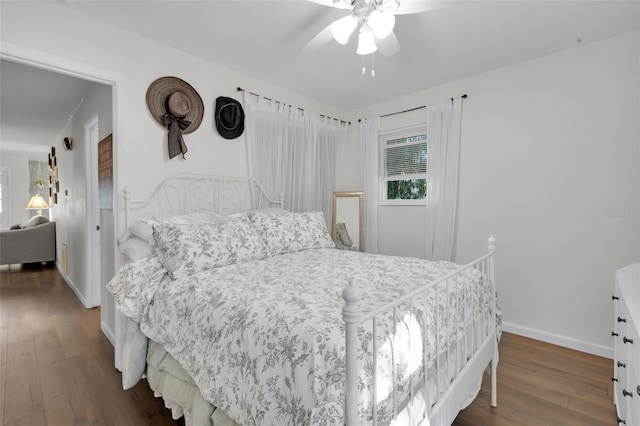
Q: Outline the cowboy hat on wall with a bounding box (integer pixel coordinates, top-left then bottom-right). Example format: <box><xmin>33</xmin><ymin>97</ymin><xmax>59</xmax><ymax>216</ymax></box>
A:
<box><xmin>146</xmin><ymin>76</ymin><xmax>204</xmax><ymax>159</ymax></box>
<box><xmin>215</xmin><ymin>96</ymin><xmax>245</xmax><ymax>140</ymax></box>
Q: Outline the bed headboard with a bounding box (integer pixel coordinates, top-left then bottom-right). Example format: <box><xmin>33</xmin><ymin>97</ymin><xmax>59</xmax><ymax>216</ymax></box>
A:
<box><xmin>123</xmin><ymin>173</ymin><xmax>283</xmax><ymax>226</ymax></box>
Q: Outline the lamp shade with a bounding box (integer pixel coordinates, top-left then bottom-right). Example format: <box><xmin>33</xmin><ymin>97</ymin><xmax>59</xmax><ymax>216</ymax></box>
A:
<box><xmin>26</xmin><ymin>194</ymin><xmax>49</xmax><ymax>213</ymax></box>
<box><xmin>357</xmin><ymin>28</ymin><xmax>378</xmax><ymax>55</ymax></box>
<box><xmin>331</xmin><ymin>15</ymin><xmax>358</xmax><ymax>45</ymax></box>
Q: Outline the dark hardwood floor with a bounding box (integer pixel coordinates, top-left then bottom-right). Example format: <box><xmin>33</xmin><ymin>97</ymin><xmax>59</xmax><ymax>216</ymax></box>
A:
<box><xmin>0</xmin><ymin>264</ymin><xmax>618</xmax><ymax>425</ymax></box>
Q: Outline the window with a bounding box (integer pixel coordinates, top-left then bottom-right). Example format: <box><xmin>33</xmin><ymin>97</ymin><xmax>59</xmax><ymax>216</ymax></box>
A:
<box><xmin>379</xmin><ymin>126</ymin><xmax>427</xmax><ymax>205</ymax></box>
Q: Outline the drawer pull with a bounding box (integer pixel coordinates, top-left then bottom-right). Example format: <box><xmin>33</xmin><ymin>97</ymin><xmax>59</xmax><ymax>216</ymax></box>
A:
<box><xmin>622</xmin><ymin>389</ymin><xmax>633</xmax><ymax>397</ymax></box>
<box><xmin>618</xmin><ymin>361</ymin><xmax>626</xmax><ymax>368</ymax></box>
<box><xmin>618</xmin><ymin>417</ymin><xmax>626</xmax><ymax>424</ymax></box>
<box><xmin>612</xmin><ymin>295</ymin><xmax>619</xmax><ymax>300</ymax></box>
<box><xmin>623</xmin><ymin>337</ymin><xmax>634</xmax><ymax>344</ymax></box>
<box><xmin>612</xmin><ymin>377</ymin><xmax>618</xmax><ymax>382</ymax></box>
<box><xmin>618</xmin><ymin>317</ymin><xmax>627</xmax><ymax>323</ymax></box>
<box><xmin>612</xmin><ymin>331</ymin><xmax>619</xmax><ymax>337</ymax></box>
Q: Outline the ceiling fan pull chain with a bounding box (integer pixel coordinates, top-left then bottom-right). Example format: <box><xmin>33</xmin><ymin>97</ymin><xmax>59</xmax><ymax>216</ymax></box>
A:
<box><xmin>371</xmin><ymin>53</ymin><xmax>376</xmax><ymax>77</ymax></box>
<box><xmin>362</xmin><ymin>55</ymin><xmax>366</xmax><ymax>76</ymax></box>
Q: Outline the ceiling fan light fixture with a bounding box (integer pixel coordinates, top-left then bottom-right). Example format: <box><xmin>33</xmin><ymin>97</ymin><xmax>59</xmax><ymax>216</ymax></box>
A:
<box><xmin>368</xmin><ymin>9</ymin><xmax>395</xmax><ymax>39</ymax></box>
<box><xmin>330</xmin><ymin>15</ymin><xmax>358</xmax><ymax>45</ymax></box>
<box><xmin>356</xmin><ymin>27</ymin><xmax>377</xmax><ymax>55</ymax></box>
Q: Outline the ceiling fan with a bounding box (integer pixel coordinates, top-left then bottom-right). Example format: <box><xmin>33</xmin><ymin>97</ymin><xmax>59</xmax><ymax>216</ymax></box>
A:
<box><xmin>304</xmin><ymin>0</ymin><xmax>444</xmax><ymax>57</ymax></box>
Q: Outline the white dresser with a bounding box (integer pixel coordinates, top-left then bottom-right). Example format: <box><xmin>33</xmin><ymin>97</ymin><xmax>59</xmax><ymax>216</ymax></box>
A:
<box><xmin>613</xmin><ymin>263</ymin><xmax>640</xmax><ymax>425</ymax></box>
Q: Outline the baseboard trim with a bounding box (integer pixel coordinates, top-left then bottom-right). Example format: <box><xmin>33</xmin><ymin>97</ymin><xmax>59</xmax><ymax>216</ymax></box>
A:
<box><xmin>502</xmin><ymin>322</ymin><xmax>613</xmax><ymax>359</ymax></box>
<box><xmin>57</xmin><ymin>263</ymin><xmax>90</xmax><ymax>308</ymax></box>
<box><xmin>101</xmin><ymin>321</ymin><xmax>115</xmax><ymax>347</ymax></box>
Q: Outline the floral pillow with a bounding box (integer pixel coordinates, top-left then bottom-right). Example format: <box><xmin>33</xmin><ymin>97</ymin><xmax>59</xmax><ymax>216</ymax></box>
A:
<box><xmin>248</xmin><ymin>211</ymin><xmax>336</xmax><ymax>256</ymax></box>
<box><xmin>153</xmin><ymin>214</ymin><xmax>270</xmax><ymax>279</ymax></box>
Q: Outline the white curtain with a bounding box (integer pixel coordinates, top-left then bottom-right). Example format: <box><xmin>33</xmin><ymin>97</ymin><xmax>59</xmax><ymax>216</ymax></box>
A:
<box><xmin>360</xmin><ymin>117</ymin><xmax>380</xmax><ymax>254</ymax></box>
<box><xmin>425</xmin><ymin>97</ymin><xmax>462</xmax><ymax>261</ymax></box>
<box><xmin>244</xmin><ymin>94</ymin><xmax>347</xmax><ymax>225</ymax></box>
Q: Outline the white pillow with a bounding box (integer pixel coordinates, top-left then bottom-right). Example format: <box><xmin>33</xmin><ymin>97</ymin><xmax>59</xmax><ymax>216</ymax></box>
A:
<box><xmin>153</xmin><ymin>214</ymin><xmax>270</xmax><ymax>280</ymax></box>
<box><xmin>119</xmin><ymin>237</ymin><xmax>155</xmax><ymax>261</ymax></box>
<box><xmin>22</xmin><ymin>215</ymin><xmax>49</xmax><ymax>229</ymax></box>
<box><xmin>129</xmin><ymin>221</ymin><xmax>155</xmax><ymax>244</ymax></box>
<box><xmin>248</xmin><ymin>211</ymin><xmax>335</xmax><ymax>256</ymax></box>
<box><xmin>129</xmin><ymin>211</ymin><xmax>228</xmax><ymax>245</ymax></box>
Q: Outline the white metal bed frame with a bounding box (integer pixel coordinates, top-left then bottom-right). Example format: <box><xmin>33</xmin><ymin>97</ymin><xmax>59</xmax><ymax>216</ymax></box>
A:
<box><xmin>343</xmin><ymin>239</ymin><xmax>498</xmax><ymax>425</ymax></box>
<box><xmin>117</xmin><ymin>173</ymin><xmax>498</xmax><ymax>426</ymax></box>
<box><xmin>122</xmin><ymin>173</ymin><xmax>284</xmax><ymax>223</ymax></box>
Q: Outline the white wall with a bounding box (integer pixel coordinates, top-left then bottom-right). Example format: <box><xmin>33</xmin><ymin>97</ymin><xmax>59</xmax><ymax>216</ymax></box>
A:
<box><xmin>51</xmin><ymin>82</ymin><xmax>112</xmax><ymax>310</ymax></box>
<box><xmin>0</xmin><ymin>2</ymin><xmax>347</xmax><ymax>199</ymax></box>
<box><xmin>348</xmin><ymin>30</ymin><xmax>640</xmax><ymax>355</ymax></box>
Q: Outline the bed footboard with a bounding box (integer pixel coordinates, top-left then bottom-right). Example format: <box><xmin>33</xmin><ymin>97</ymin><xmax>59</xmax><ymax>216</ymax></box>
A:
<box><xmin>342</xmin><ymin>236</ymin><xmax>498</xmax><ymax>426</ymax></box>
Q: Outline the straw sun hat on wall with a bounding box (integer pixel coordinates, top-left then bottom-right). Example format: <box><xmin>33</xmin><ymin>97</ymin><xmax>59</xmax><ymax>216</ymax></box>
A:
<box><xmin>146</xmin><ymin>76</ymin><xmax>204</xmax><ymax>159</ymax></box>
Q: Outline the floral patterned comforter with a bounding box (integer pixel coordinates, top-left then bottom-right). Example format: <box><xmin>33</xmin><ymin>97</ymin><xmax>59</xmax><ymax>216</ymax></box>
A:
<box><xmin>108</xmin><ymin>248</ymin><xmax>499</xmax><ymax>425</ymax></box>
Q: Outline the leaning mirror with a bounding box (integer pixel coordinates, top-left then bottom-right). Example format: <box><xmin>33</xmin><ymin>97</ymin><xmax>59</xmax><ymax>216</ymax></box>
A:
<box><xmin>332</xmin><ymin>191</ymin><xmax>364</xmax><ymax>252</ymax></box>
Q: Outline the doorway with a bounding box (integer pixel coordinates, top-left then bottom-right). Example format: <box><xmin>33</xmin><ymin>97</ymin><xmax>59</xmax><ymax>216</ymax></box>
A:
<box><xmin>0</xmin><ymin>45</ymin><xmax>121</xmax><ymax>354</ymax></box>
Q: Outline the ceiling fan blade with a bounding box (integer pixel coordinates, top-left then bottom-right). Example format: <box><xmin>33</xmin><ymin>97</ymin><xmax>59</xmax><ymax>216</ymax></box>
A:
<box><xmin>395</xmin><ymin>0</ymin><xmax>451</xmax><ymax>15</ymax></box>
<box><xmin>305</xmin><ymin>0</ymin><xmax>353</xmax><ymax>10</ymax></box>
<box><xmin>375</xmin><ymin>31</ymin><xmax>400</xmax><ymax>57</ymax></box>
<box><xmin>303</xmin><ymin>23</ymin><xmax>335</xmax><ymax>52</ymax></box>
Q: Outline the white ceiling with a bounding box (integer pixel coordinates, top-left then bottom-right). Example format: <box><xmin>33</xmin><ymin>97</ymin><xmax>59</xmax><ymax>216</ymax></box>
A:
<box><xmin>62</xmin><ymin>0</ymin><xmax>640</xmax><ymax>110</ymax></box>
<box><xmin>1</xmin><ymin>0</ymin><xmax>638</xmax><ymax>150</ymax></box>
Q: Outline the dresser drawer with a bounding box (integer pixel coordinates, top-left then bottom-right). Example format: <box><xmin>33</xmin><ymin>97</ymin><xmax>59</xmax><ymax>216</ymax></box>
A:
<box><xmin>629</xmin><ymin>362</ymin><xmax>639</xmax><ymax>426</ymax></box>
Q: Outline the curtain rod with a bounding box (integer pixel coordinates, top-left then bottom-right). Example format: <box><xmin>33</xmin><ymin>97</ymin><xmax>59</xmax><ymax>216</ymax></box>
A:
<box><xmin>236</xmin><ymin>87</ymin><xmax>350</xmax><ymax>125</ymax></box>
<box><xmin>358</xmin><ymin>94</ymin><xmax>467</xmax><ymax>123</ymax></box>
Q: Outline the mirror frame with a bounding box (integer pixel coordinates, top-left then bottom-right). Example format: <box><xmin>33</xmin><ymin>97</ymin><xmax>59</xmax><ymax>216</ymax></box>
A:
<box><xmin>331</xmin><ymin>191</ymin><xmax>364</xmax><ymax>252</ymax></box>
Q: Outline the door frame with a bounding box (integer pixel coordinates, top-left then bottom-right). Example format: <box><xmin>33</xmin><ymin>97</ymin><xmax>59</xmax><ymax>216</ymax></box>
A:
<box><xmin>85</xmin><ymin>116</ymin><xmax>101</xmax><ymax>308</ymax></box>
<box><xmin>0</xmin><ymin>41</ymin><xmax>126</xmax><ymax>368</ymax></box>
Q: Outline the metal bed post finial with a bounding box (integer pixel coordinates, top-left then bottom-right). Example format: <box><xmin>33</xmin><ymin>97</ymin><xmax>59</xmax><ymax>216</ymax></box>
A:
<box><xmin>488</xmin><ymin>235</ymin><xmax>496</xmax><ymax>254</ymax></box>
<box><xmin>342</xmin><ymin>282</ymin><xmax>362</xmax><ymax>425</ymax></box>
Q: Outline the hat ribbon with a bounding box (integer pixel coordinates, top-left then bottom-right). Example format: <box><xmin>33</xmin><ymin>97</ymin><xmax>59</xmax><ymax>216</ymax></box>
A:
<box><xmin>164</xmin><ymin>113</ymin><xmax>191</xmax><ymax>160</ymax></box>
